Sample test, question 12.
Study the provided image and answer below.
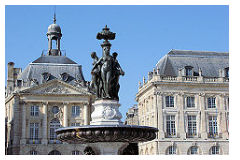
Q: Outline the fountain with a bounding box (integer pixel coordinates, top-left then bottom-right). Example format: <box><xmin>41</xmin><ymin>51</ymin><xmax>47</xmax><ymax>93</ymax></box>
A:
<box><xmin>56</xmin><ymin>25</ymin><xmax>158</xmax><ymax>155</ymax></box>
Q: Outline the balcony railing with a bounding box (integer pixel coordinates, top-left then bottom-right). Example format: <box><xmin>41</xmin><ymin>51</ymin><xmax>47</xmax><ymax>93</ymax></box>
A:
<box><xmin>208</xmin><ymin>133</ymin><xmax>222</xmax><ymax>138</ymax></box>
<box><xmin>164</xmin><ymin>132</ymin><xmax>179</xmax><ymax>138</ymax></box>
<box><xmin>186</xmin><ymin>132</ymin><xmax>199</xmax><ymax>138</ymax></box>
<box><xmin>48</xmin><ymin>138</ymin><xmax>63</xmax><ymax>144</ymax></box>
<box><xmin>26</xmin><ymin>138</ymin><xmax>42</xmax><ymax>144</ymax></box>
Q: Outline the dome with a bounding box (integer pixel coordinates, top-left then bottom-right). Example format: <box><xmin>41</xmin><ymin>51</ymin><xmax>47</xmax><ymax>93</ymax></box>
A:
<box><xmin>47</xmin><ymin>23</ymin><xmax>61</xmax><ymax>34</ymax></box>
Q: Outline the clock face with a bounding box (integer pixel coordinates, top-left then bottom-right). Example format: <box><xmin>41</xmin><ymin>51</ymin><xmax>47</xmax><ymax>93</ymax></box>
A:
<box><xmin>52</xmin><ymin>106</ymin><xmax>59</xmax><ymax>114</ymax></box>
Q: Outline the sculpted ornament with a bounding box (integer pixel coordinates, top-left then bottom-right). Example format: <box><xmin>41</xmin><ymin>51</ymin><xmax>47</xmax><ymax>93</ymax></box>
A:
<box><xmin>42</xmin><ymin>85</ymin><xmax>70</xmax><ymax>94</ymax></box>
<box><xmin>103</xmin><ymin>106</ymin><xmax>116</xmax><ymax>120</ymax></box>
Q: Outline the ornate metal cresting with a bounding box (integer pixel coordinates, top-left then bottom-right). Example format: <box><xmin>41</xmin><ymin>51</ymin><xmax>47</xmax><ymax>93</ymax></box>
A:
<box><xmin>90</xmin><ymin>25</ymin><xmax>124</xmax><ymax>100</ymax></box>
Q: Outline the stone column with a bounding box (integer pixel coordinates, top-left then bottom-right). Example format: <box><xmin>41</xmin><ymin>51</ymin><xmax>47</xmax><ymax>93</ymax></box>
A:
<box><xmin>57</xmin><ymin>38</ymin><xmax>60</xmax><ymax>51</ymax></box>
<box><xmin>178</xmin><ymin>93</ymin><xmax>185</xmax><ymax>139</ymax></box>
<box><xmin>84</xmin><ymin>104</ymin><xmax>89</xmax><ymax>125</ymax></box>
<box><xmin>63</xmin><ymin>102</ymin><xmax>68</xmax><ymax>127</ymax></box>
<box><xmin>20</xmin><ymin>102</ymin><xmax>26</xmax><ymax>144</ymax></box>
<box><xmin>199</xmin><ymin>93</ymin><xmax>207</xmax><ymax>139</ymax></box>
<box><xmin>42</xmin><ymin>102</ymin><xmax>48</xmax><ymax>144</ymax></box>
<box><xmin>48</xmin><ymin>38</ymin><xmax>52</xmax><ymax>50</ymax></box>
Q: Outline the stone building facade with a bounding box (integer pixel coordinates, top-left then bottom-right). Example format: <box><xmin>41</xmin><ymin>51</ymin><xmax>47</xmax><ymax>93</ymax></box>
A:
<box><xmin>136</xmin><ymin>50</ymin><xmax>229</xmax><ymax>155</ymax></box>
<box><xmin>125</xmin><ymin>104</ymin><xmax>139</xmax><ymax>125</ymax></box>
<box><xmin>5</xmin><ymin>18</ymin><xmax>95</xmax><ymax>155</ymax></box>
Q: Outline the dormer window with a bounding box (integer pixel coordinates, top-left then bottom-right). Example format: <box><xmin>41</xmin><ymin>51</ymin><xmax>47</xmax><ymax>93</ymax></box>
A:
<box><xmin>42</xmin><ymin>72</ymin><xmax>51</xmax><ymax>81</ymax></box>
<box><xmin>225</xmin><ymin>67</ymin><xmax>229</xmax><ymax>78</ymax></box>
<box><xmin>60</xmin><ymin>72</ymin><xmax>69</xmax><ymax>82</ymax></box>
<box><xmin>185</xmin><ymin>66</ymin><xmax>193</xmax><ymax>76</ymax></box>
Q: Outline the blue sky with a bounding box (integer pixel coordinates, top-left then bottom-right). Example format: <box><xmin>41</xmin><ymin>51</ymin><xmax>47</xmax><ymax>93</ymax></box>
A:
<box><xmin>5</xmin><ymin>5</ymin><xmax>229</xmax><ymax>121</ymax></box>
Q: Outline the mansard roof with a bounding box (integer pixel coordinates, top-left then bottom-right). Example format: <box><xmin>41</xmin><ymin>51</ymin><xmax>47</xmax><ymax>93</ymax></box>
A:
<box><xmin>17</xmin><ymin>55</ymin><xmax>85</xmax><ymax>86</ymax></box>
<box><xmin>32</xmin><ymin>55</ymin><xmax>77</xmax><ymax>64</ymax></box>
<box><xmin>156</xmin><ymin>50</ymin><xmax>229</xmax><ymax>77</ymax></box>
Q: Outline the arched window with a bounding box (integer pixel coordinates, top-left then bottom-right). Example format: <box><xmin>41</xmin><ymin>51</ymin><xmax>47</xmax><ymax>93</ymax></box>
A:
<box><xmin>84</xmin><ymin>147</ymin><xmax>95</xmax><ymax>155</ymax></box>
<box><xmin>166</xmin><ymin>146</ymin><xmax>177</xmax><ymax>155</ymax></box>
<box><xmin>210</xmin><ymin>146</ymin><xmax>220</xmax><ymax>155</ymax></box>
<box><xmin>72</xmin><ymin>150</ymin><xmax>80</xmax><ymax>155</ymax></box>
<box><xmin>48</xmin><ymin>150</ymin><xmax>61</xmax><ymax>155</ymax></box>
<box><xmin>188</xmin><ymin>146</ymin><xmax>199</xmax><ymax>155</ymax></box>
<box><xmin>49</xmin><ymin>118</ymin><xmax>62</xmax><ymax>143</ymax></box>
<box><xmin>29</xmin><ymin>150</ymin><xmax>37</xmax><ymax>155</ymax></box>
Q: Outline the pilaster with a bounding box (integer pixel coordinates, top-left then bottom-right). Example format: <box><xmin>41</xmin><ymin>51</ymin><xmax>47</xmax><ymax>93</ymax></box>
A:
<box><xmin>84</xmin><ymin>104</ymin><xmax>89</xmax><ymax>125</ymax></box>
<box><xmin>41</xmin><ymin>102</ymin><xmax>48</xmax><ymax>144</ymax></box>
<box><xmin>20</xmin><ymin>101</ymin><xmax>26</xmax><ymax>145</ymax></box>
<box><xmin>177</xmin><ymin>93</ymin><xmax>185</xmax><ymax>139</ymax></box>
<box><xmin>199</xmin><ymin>93</ymin><xmax>207</xmax><ymax>139</ymax></box>
<box><xmin>63</xmin><ymin>102</ymin><xmax>69</xmax><ymax>127</ymax></box>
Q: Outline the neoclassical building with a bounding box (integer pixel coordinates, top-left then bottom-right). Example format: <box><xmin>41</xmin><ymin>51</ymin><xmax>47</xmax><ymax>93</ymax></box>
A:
<box><xmin>5</xmin><ymin>18</ymin><xmax>95</xmax><ymax>155</ymax></box>
<box><xmin>124</xmin><ymin>104</ymin><xmax>139</xmax><ymax>126</ymax></box>
<box><xmin>136</xmin><ymin>50</ymin><xmax>229</xmax><ymax>155</ymax></box>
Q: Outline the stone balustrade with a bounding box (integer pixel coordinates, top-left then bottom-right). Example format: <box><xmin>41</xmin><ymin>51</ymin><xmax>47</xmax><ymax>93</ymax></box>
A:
<box><xmin>139</xmin><ymin>74</ymin><xmax>229</xmax><ymax>89</ymax></box>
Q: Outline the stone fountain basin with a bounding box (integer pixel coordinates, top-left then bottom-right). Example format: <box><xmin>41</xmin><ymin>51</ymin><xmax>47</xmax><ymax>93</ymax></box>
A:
<box><xmin>56</xmin><ymin>125</ymin><xmax>158</xmax><ymax>143</ymax></box>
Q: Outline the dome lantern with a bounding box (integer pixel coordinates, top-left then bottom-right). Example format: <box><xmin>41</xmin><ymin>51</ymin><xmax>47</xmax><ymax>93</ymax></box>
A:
<box><xmin>46</xmin><ymin>13</ymin><xmax>62</xmax><ymax>56</ymax></box>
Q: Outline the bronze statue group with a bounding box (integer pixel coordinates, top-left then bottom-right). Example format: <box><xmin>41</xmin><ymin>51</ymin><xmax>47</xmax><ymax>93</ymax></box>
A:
<box><xmin>90</xmin><ymin>44</ymin><xmax>124</xmax><ymax>100</ymax></box>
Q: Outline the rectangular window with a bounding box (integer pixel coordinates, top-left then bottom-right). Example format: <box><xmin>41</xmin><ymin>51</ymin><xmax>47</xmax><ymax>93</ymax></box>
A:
<box><xmin>186</xmin><ymin>68</ymin><xmax>192</xmax><ymax>76</ymax></box>
<box><xmin>209</xmin><ymin>116</ymin><xmax>218</xmax><ymax>137</ymax></box>
<box><xmin>208</xmin><ymin>97</ymin><xmax>216</xmax><ymax>108</ymax></box>
<box><xmin>30</xmin><ymin>123</ymin><xmax>39</xmax><ymax>140</ymax></box>
<box><xmin>72</xmin><ymin>106</ymin><xmax>80</xmax><ymax>117</ymax></box>
<box><xmin>71</xmin><ymin>123</ymin><xmax>80</xmax><ymax>126</ymax></box>
<box><xmin>187</xmin><ymin>115</ymin><xmax>197</xmax><ymax>137</ymax></box>
<box><xmin>166</xmin><ymin>115</ymin><xmax>176</xmax><ymax>137</ymax></box>
<box><xmin>166</xmin><ymin>96</ymin><xmax>174</xmax><ymax>107</ymax></box>
<box><xmin>186</xmin><ymin>97</ymin><xmax>195</xmax><ymax>108</ymax></box>
<box><xmin>30</xmin><ymin>106</ymin><xmax>39</xmax><ymax>116</ymax></box>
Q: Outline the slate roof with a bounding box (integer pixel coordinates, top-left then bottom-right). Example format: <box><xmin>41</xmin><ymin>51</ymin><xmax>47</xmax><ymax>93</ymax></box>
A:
<box><xmin>18</xmin><ymin>55</ymin><xmax>85</xmax><ymax>86</ymax></box>
<box><xmin>156</xmin><ymin>50</ymin><xmax>229</xmax><ymax>77</ymax></box>
<box><xmin>32</xmin><ymin>55</ymin><xmax>77</xmax><ymax>64</ymax></box>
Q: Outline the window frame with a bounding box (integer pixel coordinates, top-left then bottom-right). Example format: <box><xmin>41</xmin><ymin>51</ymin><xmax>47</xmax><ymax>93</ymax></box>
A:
<box><xmin>165</xmin><ymin>96</ymin><xmax>174</xmax><ymax>108</ymax></box>
<box><xmin>208</xmin><ymin>115</ymin><xmax>218</xmax><ymax>137</ymax></box>
<box><xmin>29</xmin><ymin>123</ymin><xmax>39</xmax><ymax>140</ymax></box>
<box><xmin>211</xmin><ymin>146</ymin><xmax>220</xmax><ymax>155</ymax></box>
<box><xmin>167</xmin><ymin>146</ymin><xmax>177</xmax><ymax>155</ymax></box>
<box><xmin>30</xmin><ymin>150</ymin><xmax>38</xmax><ymax>155</ymax></box>
<box><xmin>187</xmin><ymin>115</ymin><xmax>197</xmax><ymax>137</ymax></box>
<box><xmin>207</xmin><ymin>97</ymin><xmax>216</xmax><ymax>108</ymax></box>
<box><xmin>72</xmin><ymin>150</ymin><xmax>80</xmax><ymax>155</ymax></box>
<box><xmin>166</xmin><ymin>115</ymin><xmax>176</xmax><ymax>137</ymax></box>
<box><xmin>186</xmin><ymin>96</ymin><xmax>195</xmax><ymax>108</ymax></box>
<box><xmin>30</xmin><ymin>105</ymin><xmax>39</xmax><ymax>116</ymax></box>
<box><xmin>72</xmin><ymin>106</ymin><xmax>80</xmax><ymax>117</ymax></box>
<box><xmin>185</xmin><ymin>66</ymin><xmax>193</xmax><ymax>76</ymax></box>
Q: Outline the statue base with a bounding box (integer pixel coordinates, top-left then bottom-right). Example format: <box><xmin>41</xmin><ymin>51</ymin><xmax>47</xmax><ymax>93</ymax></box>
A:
<box><xmin>90</xmin><ymin>99</ymin><xmax>123</xmax><ymax>125</ymax></box>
